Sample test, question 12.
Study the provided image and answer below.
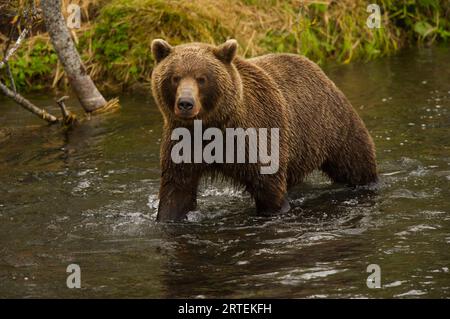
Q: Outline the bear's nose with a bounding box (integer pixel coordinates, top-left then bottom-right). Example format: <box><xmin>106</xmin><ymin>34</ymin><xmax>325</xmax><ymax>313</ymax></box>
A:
<box><xmin>177</xmin><ymin>97</ymin><xmax>195</xmax><ymax>111</ymax></box>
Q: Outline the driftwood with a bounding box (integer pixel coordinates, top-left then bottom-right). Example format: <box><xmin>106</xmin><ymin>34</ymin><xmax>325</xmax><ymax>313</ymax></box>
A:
<box><xmin>1</xmin><ymin>0</ymin><xmax>118</xmax><ymax>126</ymax></box>
<box><xmin>0</xmin><ymin>1</ymin><xmax>74</xmax><ymax>125</ymax></box>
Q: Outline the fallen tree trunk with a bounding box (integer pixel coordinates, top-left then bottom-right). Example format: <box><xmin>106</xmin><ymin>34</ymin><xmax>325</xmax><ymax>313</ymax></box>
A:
<box><xmin>40</xmin><ymin>0</ymin><xmax>107</xmax><ymax>113</ymax></box>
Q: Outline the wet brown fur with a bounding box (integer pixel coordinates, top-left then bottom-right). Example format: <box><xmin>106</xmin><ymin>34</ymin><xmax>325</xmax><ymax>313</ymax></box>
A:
<box><xmin>151</xmin><ymin>40</ymin><xmax>378</xmax><ymax>221</ymax></box>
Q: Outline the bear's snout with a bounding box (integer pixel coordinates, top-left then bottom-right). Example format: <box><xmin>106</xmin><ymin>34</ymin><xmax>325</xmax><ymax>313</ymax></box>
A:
<box><xmin>175</xmin><ymin>78</ymin><xmax>201</xmax><ymax>119</ymax></box>
<box><xmin>177</xmin><ymin>96</ymin><xmax>195</xmax><ymax>111</ymax></box>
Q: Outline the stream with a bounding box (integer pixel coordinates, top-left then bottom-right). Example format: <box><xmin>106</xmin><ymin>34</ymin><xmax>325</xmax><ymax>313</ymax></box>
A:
<box><xmin>0</xmin><ymin>46</ymin><xmax>449</xmax><ymax>298</ymax></box>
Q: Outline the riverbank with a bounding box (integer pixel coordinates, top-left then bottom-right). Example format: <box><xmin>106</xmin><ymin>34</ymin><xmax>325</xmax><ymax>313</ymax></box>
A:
<box><xmin>2</xmin><ymin>0</ymin><xmax>450</xmax><ymax>92</ymax></box>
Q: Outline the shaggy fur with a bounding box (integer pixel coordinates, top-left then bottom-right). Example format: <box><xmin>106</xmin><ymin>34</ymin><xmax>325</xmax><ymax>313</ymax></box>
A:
<box><xmin>151</xmin><ymin>39</ymin><xmax>378</xmax><ymax>221</ymax></box>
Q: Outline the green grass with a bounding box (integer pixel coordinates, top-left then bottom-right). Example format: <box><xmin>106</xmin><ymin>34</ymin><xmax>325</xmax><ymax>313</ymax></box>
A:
<box><xmin>7</xmin><ymin>38</ymin><xmax>58</xmax><ymax>90</ymax></box>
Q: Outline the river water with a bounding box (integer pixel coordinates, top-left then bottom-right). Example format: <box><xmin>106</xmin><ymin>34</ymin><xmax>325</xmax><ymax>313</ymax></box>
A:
<box><xmin>0</xmin><ymin>47</ymin><xmax>449</xmax><ymax>298</ymax></box>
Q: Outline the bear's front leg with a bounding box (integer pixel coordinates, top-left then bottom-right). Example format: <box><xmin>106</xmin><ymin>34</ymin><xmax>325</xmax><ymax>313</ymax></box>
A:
<box><xmin>251</xmin><ymin>173</ymin><xmax>291</xmax><ymax>216</ymax></box>
<box><xmin>156</xmin><ymin>167</ymin><xmax>200</xmax><ymax>222</ymax></box>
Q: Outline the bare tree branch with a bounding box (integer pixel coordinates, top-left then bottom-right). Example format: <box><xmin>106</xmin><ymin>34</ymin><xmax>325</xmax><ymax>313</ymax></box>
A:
<box><xmin>5</xmin><ymin>62</ymin><xmax>16</xmax><ymax>92</ymax></box>
<box><xmin>56</xmin><ymin>95</ymin><xmax>77</xmax><ymax>125</ymax></box>
<box><xmin>0</xmin><ymin>81</ymin><xmax>58</xmax><ymax>123</ymax></box>
<box><xmin>0</xmin><ymin>28</ymin><xmax>29</xmax><ymax>70</ymax></box>
<box><xmin>56</xmin><ymin>96</ymin><xmax>70</xmax><ymax>118</ymax></box>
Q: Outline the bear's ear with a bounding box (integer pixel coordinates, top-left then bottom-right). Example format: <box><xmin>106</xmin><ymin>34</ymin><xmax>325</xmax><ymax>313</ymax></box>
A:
<box><xmin>152</xmin><ymin>39</ymin><xmax>173</xmax><ymax>63</ymax></box>
<box><xmin>214</xmin><ymin>39</ymin><xmax>238</xmax><ymax>64</ymax></box>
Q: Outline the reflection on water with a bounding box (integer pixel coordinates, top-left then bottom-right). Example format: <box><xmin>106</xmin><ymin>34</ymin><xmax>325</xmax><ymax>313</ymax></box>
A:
<box><xmin>0</xmin><ymin>47</ymin><xmax>449</xmax><ymax>298</ymax></box>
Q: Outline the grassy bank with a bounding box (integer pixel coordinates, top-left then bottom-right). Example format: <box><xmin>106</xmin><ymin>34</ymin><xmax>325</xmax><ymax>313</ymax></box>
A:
<box><xmin>2</xmin><ymin>0</ymin><xmax>450</xmax><ymax>92</ymax></box>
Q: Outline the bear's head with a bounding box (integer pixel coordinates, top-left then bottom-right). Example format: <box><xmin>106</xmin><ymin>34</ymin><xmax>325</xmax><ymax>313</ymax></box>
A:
<box><xmin>151</xmin><ymin>39</ymin><xmax>243</xmax><ymax>125</ymax></box>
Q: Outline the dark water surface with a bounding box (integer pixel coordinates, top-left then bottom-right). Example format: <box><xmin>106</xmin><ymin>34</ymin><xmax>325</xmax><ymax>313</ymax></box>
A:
<box><xmin>0</xmin><ymin>47</ymin><xmax>449</xmax><ymax>298</ymax></box>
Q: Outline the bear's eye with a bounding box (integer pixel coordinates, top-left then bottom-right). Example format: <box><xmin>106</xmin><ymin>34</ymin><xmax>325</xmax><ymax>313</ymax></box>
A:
<box><xmin>171</xmin><ymin>76</ymin><xmax>180</xmax><ymax>85</ymax></box>
<box><xmin>196</xmin><ymin>76</ymin><xmax>207</xmax><ymax>86</ymax></box>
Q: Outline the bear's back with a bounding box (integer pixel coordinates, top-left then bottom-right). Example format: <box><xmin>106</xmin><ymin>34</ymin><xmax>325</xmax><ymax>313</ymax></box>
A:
<box><xmin>248</xmin><ymin>54</ymin><xmax>343</xmax><ymax>112</ymax></box>
<box><xmin>246</xmin><ymin>53</ymin><xmax>362</xmax><ymax>185</ymax></box>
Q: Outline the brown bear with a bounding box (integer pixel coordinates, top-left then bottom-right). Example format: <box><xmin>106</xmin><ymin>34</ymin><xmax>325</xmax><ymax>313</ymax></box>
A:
<box><xmin>151</xmin><ymin>39</ymin><xmax>378</xmax><ymax>222</ymax></box>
